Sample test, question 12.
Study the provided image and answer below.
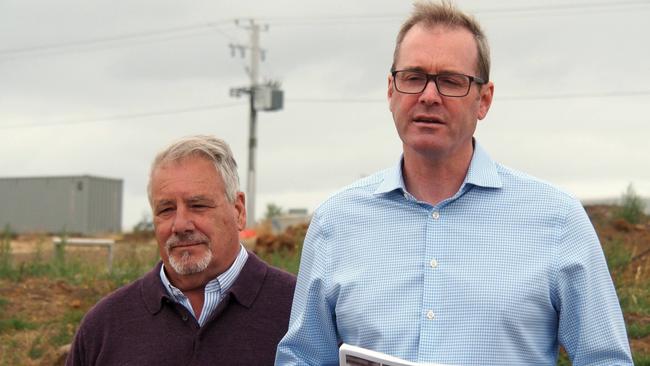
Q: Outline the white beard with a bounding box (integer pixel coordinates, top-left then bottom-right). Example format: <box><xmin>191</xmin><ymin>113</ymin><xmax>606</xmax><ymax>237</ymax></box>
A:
<box><xmin>165</xmin><ymin>231</ymin><xmax>213</xmax><ymax>275</ymax></box>
<box><xmin>168</xmin><ymin>247</ymin><xmax>212</xmax><ymax>275</ymax></box>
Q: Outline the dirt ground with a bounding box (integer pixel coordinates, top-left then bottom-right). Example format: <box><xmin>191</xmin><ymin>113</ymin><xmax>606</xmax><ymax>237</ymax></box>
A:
<box><xmin>0</xmin><ymin>277</ymin><xmax>113</xmax><ymax>365</ymax></box>
<box><xmin>0</xmin><ymin>238</ymin><xmax>157</xmax><ymax>365</ymax></box>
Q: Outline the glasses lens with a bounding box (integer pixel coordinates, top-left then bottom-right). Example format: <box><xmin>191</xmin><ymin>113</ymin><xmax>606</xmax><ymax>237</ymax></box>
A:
<box><xmin>395</xmin><ymin>71</ymin><xmax>427</xmax><ymax>93</ymax></box>
<box><xmin>436</xmin><ymin>74</ymin><xmax>470</xmax><ymax>97</ymax></box>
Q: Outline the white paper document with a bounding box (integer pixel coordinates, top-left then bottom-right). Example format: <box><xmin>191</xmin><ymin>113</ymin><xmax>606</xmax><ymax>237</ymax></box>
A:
<box><xmin>339</xmin><ymin>343</ymin><xmax>455</xmax><ymax>366</ymax></box>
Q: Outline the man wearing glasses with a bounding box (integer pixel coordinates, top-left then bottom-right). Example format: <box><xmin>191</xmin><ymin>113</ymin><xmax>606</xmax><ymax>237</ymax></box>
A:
<box><xmin>276</xmin><ymin>1</ymin><xmax>632</xmax><ymax>365</ymax></box>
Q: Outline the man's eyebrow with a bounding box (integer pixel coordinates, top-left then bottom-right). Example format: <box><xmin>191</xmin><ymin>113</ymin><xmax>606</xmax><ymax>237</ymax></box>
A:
<box><xmin>155</xmin><ymin>199</ymin><xmax>174</xmax><ymax>207</ymax></box>
<box><xmin>398</xmin><ymin>66</ymin><xmax>464</xmax><ymax>75</ymax></box>
<box><xmin>153</xmin><ymin>199</ymin><xmax>175</xmax><ymax>212</ymax></box>
<box><xmin>186</xmin><ymin>196</ymin><xmax>216</xmax><ymax>204</ymax></box>
<box><xmin>399</xmin><ymin>66</ymin><xmax>428</xmax><ymax>73</ymax></box>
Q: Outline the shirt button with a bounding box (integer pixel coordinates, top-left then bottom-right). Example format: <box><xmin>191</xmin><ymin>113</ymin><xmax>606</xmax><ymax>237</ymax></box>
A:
<box><xmin>432</xmin><ymin>211</ymin><xmax>440</xmax><ymax>220</ymax></box>
<box><xmin>426</xmin><ymin>310</ymin><xmax>435</xmax><ymax>320</ymax></box>
<box><xmin>430</xmin><ymin>259</ymin><xmax>438</xmax><ymax>268</ymax></box>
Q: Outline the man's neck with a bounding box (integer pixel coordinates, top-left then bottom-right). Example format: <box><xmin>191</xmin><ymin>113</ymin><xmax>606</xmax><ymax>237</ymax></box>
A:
<box><xmin>166</xmin><ymin>266</ymin><xmax>219</xmax><ymax>293</ymax></box>
<box><xmin>402</xmin><ymin>143</ymin><xmax>473</xmax><ymax>206</ymax></box>
<box><xmin>164</xmin><ymin>267</ymin><xmax>219</xmax><ymax>319</ymax></box>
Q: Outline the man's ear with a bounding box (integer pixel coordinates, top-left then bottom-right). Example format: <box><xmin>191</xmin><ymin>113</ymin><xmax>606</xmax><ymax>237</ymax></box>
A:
<box><xmin>477</xmin><ymin>81</ymin><xmax>494</xmax><ymax>120</ymax></box>
<box><xmin>234</xmin><ymin>192</ymin><xmax>246</xmax><ymax>230</ymax></box>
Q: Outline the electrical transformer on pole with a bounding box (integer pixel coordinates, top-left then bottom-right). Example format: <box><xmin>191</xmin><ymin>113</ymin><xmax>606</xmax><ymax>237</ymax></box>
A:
<box><xmin>229</xmin><ymin>19</ymin><xmax>283</xmax><ymax>227</ymax></box>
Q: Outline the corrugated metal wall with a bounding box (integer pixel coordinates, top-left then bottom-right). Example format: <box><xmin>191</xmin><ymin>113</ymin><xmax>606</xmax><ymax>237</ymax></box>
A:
<box><xmin>86</xmin><ymin>176</ymin><xmax>122</xmax><ymax>233</ymax></box>
<box><xmin>0</xmin><ymin>176</ymin><xmax>122</xmax><ymax>234</ymax></box>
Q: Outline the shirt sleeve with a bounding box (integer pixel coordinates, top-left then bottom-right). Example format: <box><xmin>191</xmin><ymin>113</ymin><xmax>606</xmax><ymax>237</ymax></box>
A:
<box><xmin>275</xmin><ymin>212</ymin><xmax>341</xmax><ymax>365</ymax></box>
<box><xmin>553</xmin><ymin>199</ymin><xmax>633</xmax><ymax>365</ymax></box>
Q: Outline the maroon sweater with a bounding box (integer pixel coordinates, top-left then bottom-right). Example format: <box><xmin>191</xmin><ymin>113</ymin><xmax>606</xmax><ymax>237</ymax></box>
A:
<box><xmin>66</xmin><ymin>252</ymin><xmax>296</xmax><ymax>366</ymax></box>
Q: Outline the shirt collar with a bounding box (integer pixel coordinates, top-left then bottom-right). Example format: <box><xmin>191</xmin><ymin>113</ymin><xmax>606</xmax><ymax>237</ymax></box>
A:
<box><xmin>374</xmin><ymin>140</ymin><xmax>502</xmax><ymax>196</ymax></box>
<box><xmin>464</xmin><ymin>142</ymin><xmax>503</xmax><ymax>189</ymax></box>
<box><xmin>215</xmin><ymin>244</ymin><xmax>248</xmax><ymax>294</ymax></box>
<box><xmin>159</xmin><ymin>243</ymin><xmax>249</xmax><ymax>303</ymax></box>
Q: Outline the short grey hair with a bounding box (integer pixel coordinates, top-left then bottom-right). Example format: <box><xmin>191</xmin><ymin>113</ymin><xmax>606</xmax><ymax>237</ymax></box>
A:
<box><xmin>392</xmin><ymin>0</ymin><xmax>491</xmax><ymax>82</ymax></box>
<box><xmin>147</xmin><ymin>135</ymin><xmax>240</xmax><ymax>204</ymax></box>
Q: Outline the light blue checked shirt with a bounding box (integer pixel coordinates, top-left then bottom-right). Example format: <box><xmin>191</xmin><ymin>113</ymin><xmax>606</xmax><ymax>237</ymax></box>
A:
<box><xmin>276</xmin><ymin>142</ymin><xmax>632</xmax><ymax>366</ymax></box>
<box><xmin>160</xmin><ymin>244</ymin><xmax>248</xmax><ymax>326</ymax></box>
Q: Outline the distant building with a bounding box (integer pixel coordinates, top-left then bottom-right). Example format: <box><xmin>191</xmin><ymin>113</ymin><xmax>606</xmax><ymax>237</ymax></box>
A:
<box><xmin>0</xmin><ymin>175</ymin><xmax>122</xmax><ymax>235</ymax></box>
<box><xmin>270</xmin><ymin>208</ymin><xmax>311</xmax><ymax>233</ymax></box>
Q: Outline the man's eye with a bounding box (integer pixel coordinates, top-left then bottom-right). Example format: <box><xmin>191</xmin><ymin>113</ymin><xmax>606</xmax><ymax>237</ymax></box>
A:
<box><xmin>403</xmin><ymin>73</ymin><xmax>425</xmax><ymax>82</ymax></box>
<box><xmin>438</xmin><ymin>75</ymin><xmax>465</xmax><ymax>86</ymax></box>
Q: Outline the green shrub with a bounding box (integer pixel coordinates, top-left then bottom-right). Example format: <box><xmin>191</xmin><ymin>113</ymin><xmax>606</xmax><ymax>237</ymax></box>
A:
<box><xmin>261</xmin><ymin>247</ymin><xmax>301</xmax><ymax>275</ymax></box>
<box><xmin>603</xmin><ymin>239</ymin><xmax>632</xmax><ymax>272</ymax></box>
<box><xmin>0</xmin><ymin>318</ymin><xmax>37</xmax><ymax>333</ymax></box>
<box><xmin>634</xmin><ymin>353</ymin><xmax>650</xmax><ymax>366</ymax></box>
<box><xmin>628</xmin><ymin>322</ymin><xmax>650</xmax><ymax>339</ymax></box>
<box><xmin>618</xmin><ymin>285</ymin><xmax>650</xmax><ymax>316</ymax></box>
<box><xmin>1</xmin><ymin>338</ymin><xmax>20</xmax><ymax>366</ymax></box>
<box><xmin>49</xmin><ymin>309</ymin><xmax>84</xmax><ymax>347</ymax></box>
<box><xmin>28</xmin><ymin>335</ymin><xmax>45</xmax><ymax>360</ymax></box>
<box><xmin>0</xmin><ymin>225</ymin><xmax>12</xmax><ymax>277</ymax></box>
<box><xmin>616</xmin><ymin>183</ymin><xmax>646</xmax><ymax>225</ymax></box>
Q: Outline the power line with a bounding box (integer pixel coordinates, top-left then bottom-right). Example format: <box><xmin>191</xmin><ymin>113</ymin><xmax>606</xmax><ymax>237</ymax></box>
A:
<box><xmin>261</xmin><ymin>1</ymin><xmax>650</xmax><ymax>25</ymax></box>
<box><xmin>3</xmin><ymin>89</ymin><xmax>647</xmax><ymax>131</ymax></box>
<box><xmin>2</xmin><ymin>1</ymin><xmax>648</xmax><ymax>59</ymax></box>
<box><xmin>259</xmin><ymin>15</ymin><xmax>401</xmax><ymax>27</ymax></box>
<box><xmin>0</xmin><ymin>20</ymin><xmax>237</xmax><ymax>60</ymax></box>
<box><xmin>0</xmin><ymin>31</ymin><xmax>230</xmax><ymax>62</ymax></box>
<box><xmin>0</xmin><ymin>102</ymin><xmax>245</xmax><ymax>130</ymax></box>
<box><xmin>290</xmin><ymin>98</ymin><xmax>385</xmax><ymax>104</ymax></box>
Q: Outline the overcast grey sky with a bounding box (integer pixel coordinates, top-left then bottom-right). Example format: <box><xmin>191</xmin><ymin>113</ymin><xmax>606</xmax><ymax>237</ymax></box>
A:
<box><xmin>1</xmin><ymin>0</ymin><xmax>648</xmax><ymax>230</ymax></box>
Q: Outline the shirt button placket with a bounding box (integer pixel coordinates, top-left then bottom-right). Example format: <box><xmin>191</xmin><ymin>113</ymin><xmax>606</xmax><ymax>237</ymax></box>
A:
<box><xmin>424</xmin><ymin>209</ymin><xmax>440</xmax><ymax>326</ymax></box>
<box><xmin>430</xmin><ymin>213</ymin><xmax>439</xmax><ymax>269</ymax></box>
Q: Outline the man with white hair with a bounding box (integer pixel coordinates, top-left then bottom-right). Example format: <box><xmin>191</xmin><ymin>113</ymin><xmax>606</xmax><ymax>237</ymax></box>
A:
<box><xmin>67</xmin><ymin>135</ymin><xmax>296</xmax><ymax>365</ymax></box>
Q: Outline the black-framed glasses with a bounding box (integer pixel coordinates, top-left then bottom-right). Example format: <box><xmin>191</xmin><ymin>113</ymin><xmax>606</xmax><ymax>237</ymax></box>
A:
<box><xmin>391</xmin><ymin>70</ymin><xmax>486</xmax><ymax>97</ymax></box>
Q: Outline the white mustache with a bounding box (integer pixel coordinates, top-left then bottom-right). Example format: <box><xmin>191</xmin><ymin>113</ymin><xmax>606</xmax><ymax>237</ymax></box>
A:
<box><xmin>165</xmin><ymin>232</ymin><xmax>210</xmax><ymax>250</ymax></box>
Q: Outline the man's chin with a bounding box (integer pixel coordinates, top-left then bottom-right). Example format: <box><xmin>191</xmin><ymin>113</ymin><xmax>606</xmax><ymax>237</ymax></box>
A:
<box><xmin>168</xmin><ymin>251</ymin><xmax>212</xmax><ymax>276</ymax></box>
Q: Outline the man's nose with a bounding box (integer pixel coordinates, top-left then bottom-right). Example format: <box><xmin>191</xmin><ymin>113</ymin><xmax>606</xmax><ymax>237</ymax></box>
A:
<box><xmin>418</xmin><ymin>79</ymin><xmax>442</xmax><ymax>105</ymax></box>
<box><xmin>172</xmin><ymin>207</ymin><xmax>195</xmax><ymax>233</ymax></box>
